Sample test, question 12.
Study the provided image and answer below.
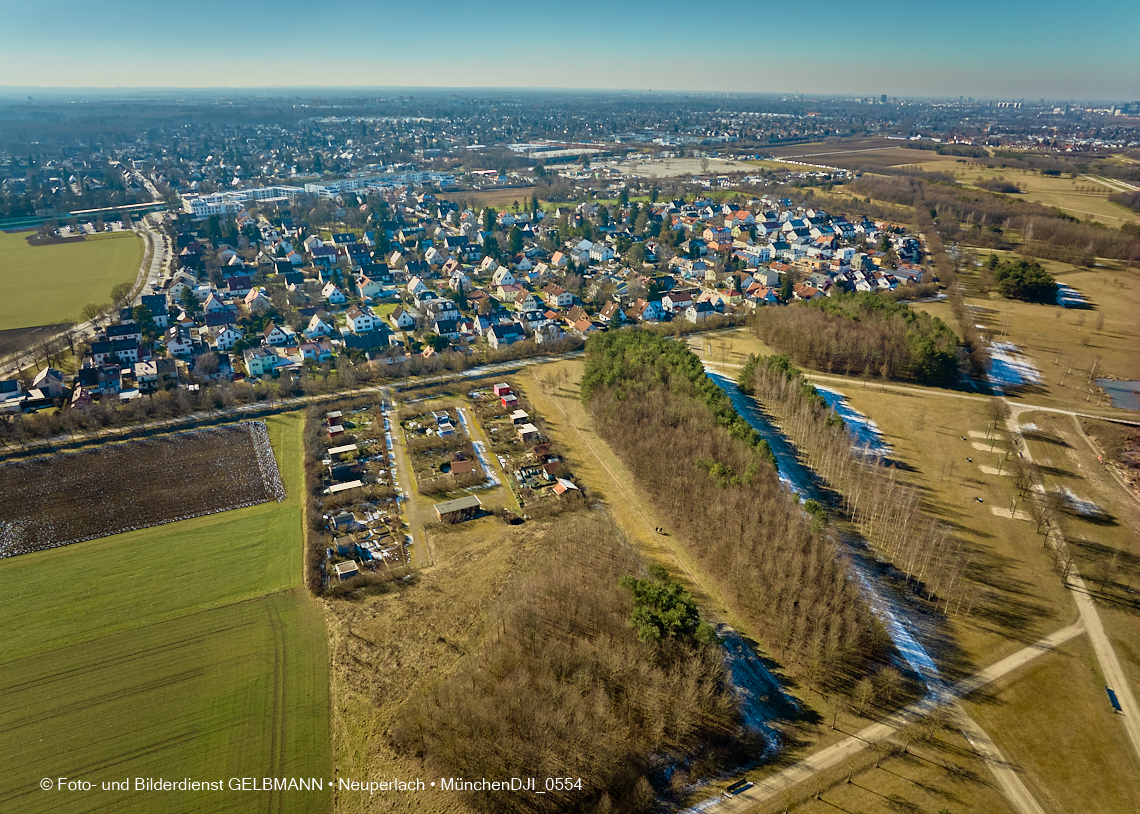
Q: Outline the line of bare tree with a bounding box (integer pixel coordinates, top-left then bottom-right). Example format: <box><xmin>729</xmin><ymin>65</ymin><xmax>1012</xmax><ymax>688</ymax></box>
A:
<box><xmin>912</xmin><ymin>184</ymin><xmax>994</xmax><ymax>378</ymax></box>
<box><xmin>850</xmin><ymin>173</ymin><xmax>1140</xmax><ymax>265</ymax></box>
<box><xmin>581</xmin><ymin>332</ymin><xmax>889</xmax><ymax>694</ymax></box>
<box><xmin>741</xmin><ymin>355</ymin><xmax>976</xmax><ymax>617</ymax></box>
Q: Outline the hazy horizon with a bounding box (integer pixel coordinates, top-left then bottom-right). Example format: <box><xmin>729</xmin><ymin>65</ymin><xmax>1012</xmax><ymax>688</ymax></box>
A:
<box><xmin>0</xmin><ymin>85</ymin><xmax>1132</xmax><ymax>105</ymax></box>
<box><xmin>2</xmin><ymin>0</ymin><xmax>1136</xmax><ymax>101</ymax></box>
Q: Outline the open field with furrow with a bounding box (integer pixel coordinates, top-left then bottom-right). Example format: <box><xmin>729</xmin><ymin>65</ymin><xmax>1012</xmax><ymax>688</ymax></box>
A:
<box><xmin>0</xmin><ymin>412</ymin><xmax>330</xmax><ymax>814</ymax></box>
<box><xmin>0</xmin><ymin>422</ymin><xmax>284</xmax><ymax>558</ymax></box>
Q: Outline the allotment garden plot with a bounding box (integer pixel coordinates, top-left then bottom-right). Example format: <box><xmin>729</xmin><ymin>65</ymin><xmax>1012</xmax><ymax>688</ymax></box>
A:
<box><xmin>0</xmin><ymin>421</ymin><xmax>285</xmax><ymax>558</ymax></box>
<box><xmin>400</xmin><ymin>403</ymin><xmax>488</xmax><ymax>496</ymax></box>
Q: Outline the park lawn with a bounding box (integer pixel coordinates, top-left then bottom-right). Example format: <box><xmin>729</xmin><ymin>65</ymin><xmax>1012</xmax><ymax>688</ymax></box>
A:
<box><xmin>743</xmin><ymin>725</ymin><xmax>1017</xmax><ymax>814</ymax></box>
<box><xmin>681</xmin><ymin>328</ymin><xmax>778</xmax><ymax>368</ymax></box>
<box><xmin>963</xmin><ymin>636</ymin><xmax>1140</xmax><ymax>814</ymax></box>
<box><xmin>913</xmin><ymin>252</ymin><xmax>1140</xmax><ymax>414</ymax></box>
<box><xmin>930</xmin><ymin>163</ymin><xmax>1140</xmax><ymax>227</ymax></box>
<box><xmin>0</xmin><ymin>590</ymin><xmax>330</xmax><ymax>814</ymax></box>
<box><xmin>1018</xmin><ymin>409</ymin><xmax>1140</xmax><ymax>706</ymax></box>
<box><xmin>793</xmin><ymin>381</ymin><xmax>1076</xmax><ymax>675</ymax></box>
<box><xmin>0</xmin><ymin>230</ymin><xmax>142</xmax><ymax>330</ymax></box>
<box><xmin>0</xmin><ymin>412</ymin><xmax>329</xmax><ymax>813</ymax></box>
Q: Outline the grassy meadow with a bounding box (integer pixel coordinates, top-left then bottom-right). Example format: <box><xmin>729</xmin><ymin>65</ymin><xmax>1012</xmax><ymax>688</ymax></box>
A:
<box><xmin>0</xmin><ymin>413</ymin><xmax>331</xmax><ymax>814</ymax></box>
<box><xmin>912</xmin><ymin>251</ymin><xmax>1140</xmax><ymax>413</ymax></box>
<box><xmin>0</xmin><ymin>230</ymin><xmax>142</xmax><ymax>330</ymax></box>
<box><xmin>904</xmin><ymin>162</ymin><xmax>1140</xmax><ymax>227</ymax></box>
<box><xmin>963</xmin><ymin>636</ymin><xmax>1140</xmax><ymax>814</ymax></box>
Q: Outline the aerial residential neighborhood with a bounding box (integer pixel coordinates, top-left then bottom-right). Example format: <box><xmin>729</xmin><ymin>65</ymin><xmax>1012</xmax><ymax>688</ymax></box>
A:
<box><xmin>1</xmin><ymin>179</ymin><xmax>937</xmax><ymax>414</ymax></box>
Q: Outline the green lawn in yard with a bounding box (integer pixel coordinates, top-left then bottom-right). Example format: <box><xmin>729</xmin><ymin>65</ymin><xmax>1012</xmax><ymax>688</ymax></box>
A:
<box><xmin>372</xmin><ymin>301</ymin><xmax>400</xmax><ymax>321</ymax></box>
<box><xmin>0</xmin><ymin>230</ymin><xmax>143</xmax><ymax>330</ymax></box>
<box><xmin>0</xmin><ymin>413</ymin><xmax>330</xmax><ymax>814</ymax></box>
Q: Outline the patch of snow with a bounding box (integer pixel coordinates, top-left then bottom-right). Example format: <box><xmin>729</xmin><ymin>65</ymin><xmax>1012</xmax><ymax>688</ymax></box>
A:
<box><xmin>1021</xmin><ymin>422</ymin><xmax>1038</xmax><ymax>431</ymax></box>
<box><xmin>1056</xmin><ymin>283</ymin><xmax>1088</xmax><ymax>308</ymax></box>
<box><xmin>814</xmin><ymin>386</ymin><xmax>892</xmax><ymax>456</ymax></box>
<box><xmin>719</xmin><ymin>627</ymin><xmax>794</xmax><ymax>754</ymax></box>
<box><xmin>1055</xmin><ymin>486</ymin><xmax>1104</xmax><ymax>519</ymax></box>
<box><xmin>456</xmin><ymin>408</ymin><xmax>501</xmax><ymax>489</ymax></box>
<box><xmin>987</xmin><ymin>341</ymin><xmax>1042</xmax><ymax>389</ymax></box>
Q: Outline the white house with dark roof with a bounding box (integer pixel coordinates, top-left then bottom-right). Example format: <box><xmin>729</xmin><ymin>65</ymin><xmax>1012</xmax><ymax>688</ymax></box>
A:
<box><xmin>389</xmin><ymin>306</ymin><xmax>416</xmax><ymax>331</ymax></box>
<box><xmin>345</xmin><ymin>305</ymin><xmax>379</xmax><ymax>334</ymax></box>
<box><xmin>207</xmin><ymin>324</ymin><xmax>243</xmax><ymax>351</ymax></box>
<box><xmin>262</xmin><ymin>322</ymin><xmax>290</xmax><ymax>346</ymax></box>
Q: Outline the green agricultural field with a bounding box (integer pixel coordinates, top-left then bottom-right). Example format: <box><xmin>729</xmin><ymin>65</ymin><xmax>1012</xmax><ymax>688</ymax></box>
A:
<box><xmin>0</xmin><ymin>591</ymin><xmax>329</xmax><ymax>814</ymax></box>
<box><xmin>0</xmin><ymin>413</ymin><xmax>331</xmax><ymax>814</ymax></box>
<box><xmin>0</xmin><ymin>230</ymin><xmax>142</xmax><ymax>331</ymax></box>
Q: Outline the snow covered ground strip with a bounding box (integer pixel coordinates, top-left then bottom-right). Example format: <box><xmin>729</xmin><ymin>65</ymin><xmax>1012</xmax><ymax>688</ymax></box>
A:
<box><xmin>705</xmin><ymin>370</ymin><xmax>947</xmax><ymax>700</ymax></box>
<box><xmin>1056</xmin><ymin>282</ymin><xmax>1089</xmax><ymax>308</ymax></box>
<box><xmin>456</xmin><ymin>408</ymin><xmax>501</xmax><ymax>488</ymax></box>
<box><xmin>813</xmin><ymin>386</ymin><xmax>892</xmax><ymax>456</ymax></box>
<box><xmin>1055</xmin><ymin>485</ymin><xmax>1105</xmax><ymax>518</ymax></box>
<box><xmin>719</xmin><ymin>627</ymin><xmax>795</xmax><ymax>752</ymax></box>
<box><xmin>987</xmin><ymin>341</ymin><xmax>1043</xmax><ymax>388</ymax></box>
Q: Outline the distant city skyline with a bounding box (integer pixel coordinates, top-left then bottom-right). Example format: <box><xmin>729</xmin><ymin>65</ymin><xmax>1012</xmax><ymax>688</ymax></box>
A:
<box><xmin>3</xmin><ymin>0</ymin><xmax>1137</xmax><ymax>101</ymax></box>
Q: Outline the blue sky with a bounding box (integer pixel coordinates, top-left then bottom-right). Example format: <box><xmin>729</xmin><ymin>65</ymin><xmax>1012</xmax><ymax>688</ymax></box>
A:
<box><xmin>1</xmin><ymin>0</ymin><xmax>1137</xmax><ymax>100</ymax></box>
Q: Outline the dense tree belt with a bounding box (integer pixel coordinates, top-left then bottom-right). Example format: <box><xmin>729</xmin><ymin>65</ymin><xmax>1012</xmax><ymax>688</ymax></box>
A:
<box><xmin>986</xmin><ymin>256</ymin><xmax>1059</xmax><ymax>303</ymax></box>
<box><xmin>849</xmin><ymin>173</ymin><xmax>1140</xmax><ymax>265</ymax></box>
<box><xmin>392</xmin><ymin>514</ymin><xmax>743</xmax><ymax>814</ymax></box>
<box><xmin>580</xmin><ymin>332</ymin><xmax>886</xmax><ymax>690</ymax></box>
<box><xmin>749</xmin><ymin>292</ymin><xmax>961</xmax><ymax>386</ymax></box>
<box><xmin>739</xmin><ymin>355</ymin><xmax>973</xmax><ymax>616</ymax></box>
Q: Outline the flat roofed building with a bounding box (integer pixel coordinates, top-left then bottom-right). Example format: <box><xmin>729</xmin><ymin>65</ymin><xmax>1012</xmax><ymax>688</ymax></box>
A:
<box><xmin>329</xmin><ymin>480</ymin><xmax>363</xmax><ymax>494</ymax></box>
<box><xmin>434</xmin><ymin>494</ymin><xmax>482</xmax><ymax>524</ymax></box>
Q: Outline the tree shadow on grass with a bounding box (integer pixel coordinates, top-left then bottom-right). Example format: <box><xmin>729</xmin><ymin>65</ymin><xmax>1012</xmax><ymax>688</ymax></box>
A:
<box><xmin>1023</xmin><ymin>430</ymin><xmax>1071</xmax><ymax>448</ymax></box>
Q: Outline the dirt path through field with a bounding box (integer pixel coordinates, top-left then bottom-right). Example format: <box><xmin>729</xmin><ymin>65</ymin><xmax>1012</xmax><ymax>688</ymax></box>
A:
<box><xmin>686</xmin><ymin>621</ymin><xmax>1083</xmax><ymax>814</ymax></box>
<box><xmin>1006</xmin><ymin>403</ymin><xmax>1140</xmax><ymax>768</ymax></box>
<box><xmin>517</xmin><ymin>364</ymin><xmax>742</xmax><ymax>626</ymax></box>
<box><xmin>388</xmin><ymin>405</ymin><xmax>433</xmax><ymax>568</ymax></box>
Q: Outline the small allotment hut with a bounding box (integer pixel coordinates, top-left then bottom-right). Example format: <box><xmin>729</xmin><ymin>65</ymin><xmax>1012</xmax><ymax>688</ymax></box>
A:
<box><xmin>434</xmin><ymin>494</ymin><xmax>482</xmax><ymax>524</ymax></box>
